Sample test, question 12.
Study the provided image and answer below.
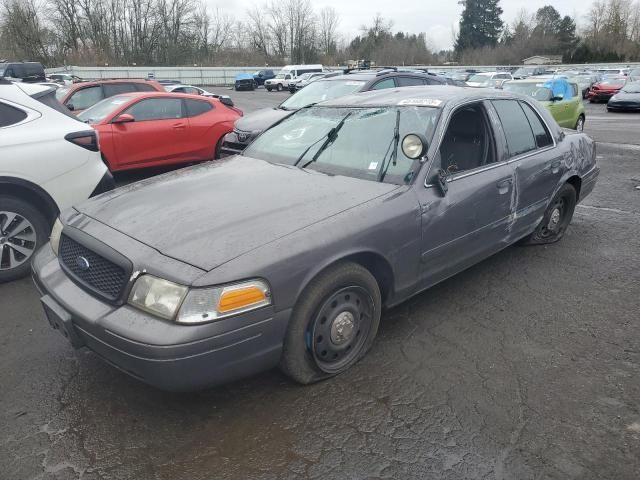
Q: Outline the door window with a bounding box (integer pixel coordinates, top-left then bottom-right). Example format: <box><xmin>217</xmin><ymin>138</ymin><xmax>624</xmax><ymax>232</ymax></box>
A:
<box><xmin>397</xmin><ymin>77</ymin><xmax>426</xmax><ymax>87</ymax></box>
<box><xmin>103</xmin><ymin>83</ymin><xmax>138</xmax><ymax>97</ymax></box>
<box><xmin>68</xmin><ymin>86</ymin><xmax>103</xmax><ymax>110</ymax></box>
<box><xmin>0</xmin><ymin>103</ymin><xmax>27</xmax><ymax>127</ymax></box>
<box><xmin>439</xmin><ymin>103</ymin><xmax>496</xmax><ymax>174</ymax></box>
<box><xmin>520</xmin><ymin>102</ymin><xmax>553</xmax><ymax>148</ymax></box>
<box><xmin>491</xmin><ymin>100</ymin><xmax>536</xmax><ymax>157</ymax></box>
<box><xmin>185</xmin><ymin>99</ymin><xmax>213</xmax><ymax>117</ymax></box>
<box><xmin>371</xmin><ymin>78</ymin><xmax>395</xmax><ymax>90</ymax></box>
<box><xmin>124</xmin><ymin>98</ymin><xmax>183</xmax><ymax>121</ymax></box>
<box><xmin>135</xmin><ymin>83</ymin><xmax>157</xmax><ymax>92</ymax></box>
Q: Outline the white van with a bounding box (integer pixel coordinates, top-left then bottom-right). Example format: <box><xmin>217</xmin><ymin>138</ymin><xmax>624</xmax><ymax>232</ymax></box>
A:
<box><xmin>265</xmin><ymin>65</ymin><xmax>323</xmax><ymax>91</ymax></box>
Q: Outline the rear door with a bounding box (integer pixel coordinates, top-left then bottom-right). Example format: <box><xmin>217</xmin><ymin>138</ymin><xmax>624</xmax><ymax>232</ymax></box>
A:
<box><xmin>491</xmin><ymin>99</ymin><xmax>563</xmax><ymax>239</ymax></box>
<box><xmin>111</xmin><ymin>97</ymin><xmax>188</xmax><ymax>169</ymax></box>
<box><xmin>182</xmin><ymin>98</ymin><xmax>218</xmax><ymax>160</ymax></box>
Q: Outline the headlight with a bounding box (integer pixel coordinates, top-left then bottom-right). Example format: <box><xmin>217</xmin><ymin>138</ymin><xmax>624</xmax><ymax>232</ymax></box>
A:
<box><xmin>128</xmin><ymin>275</ymin><xmax>188</xmax><ymax>320</ymax></box>
<box><xmin>177</xmin><ymin>279</ymin><xmax>271</xmax><ymax>324</ymax></box>
<box><xmin>50</xmin><ymin>218</ymin><xmax>63</xmax><ymax>256</ymax></box>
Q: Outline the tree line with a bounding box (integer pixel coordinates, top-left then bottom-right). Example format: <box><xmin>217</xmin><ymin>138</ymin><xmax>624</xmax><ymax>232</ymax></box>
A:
<box><xmin>1</xmin><ymin>0</ymin><xmax>639</xmax><ymax>67</ymax></box>
<box><xmin>454</xmin><ymin>0</ymin><xmax>640</xmax><ymax>64</ymax></box>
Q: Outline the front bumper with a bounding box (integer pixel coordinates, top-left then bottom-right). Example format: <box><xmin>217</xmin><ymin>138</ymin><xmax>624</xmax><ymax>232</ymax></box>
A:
<box><xmin>219</xmin><ymin>131</ymin><xmax>253</xmax><ymax>157</ymax></box>
<box><xmin>31</xmin><ymin>246</ymin><xmax>290</xmax><ymax>391</ymax></box>
<box><xmin>607</xmin><ymin>102</ymin><xmax>640</xmax><ymax>111</ymax></box>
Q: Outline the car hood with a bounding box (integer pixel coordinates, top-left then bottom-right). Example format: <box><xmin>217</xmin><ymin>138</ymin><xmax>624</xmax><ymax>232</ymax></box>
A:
<box><xmin>233</xmin><ymin>107</ymin><xmax>292</xmax><ymax>133</ymax></box>
<box><xmin>77</xmin><ymin>156</ymin><xmax>398</xmax><ymax>271</ymax></box>
<box><xmin>610</xmin><ymin>92</ymin><xmax>640</xmax><ymax>101</ymax></box>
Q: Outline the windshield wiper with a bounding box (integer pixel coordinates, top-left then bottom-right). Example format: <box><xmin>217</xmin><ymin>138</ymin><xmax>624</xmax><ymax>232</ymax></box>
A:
<box><xmin>378</xmin><ymin>109</ymin><xmax>401</xmax><ymax>182</ymax></box>
<box><xmin>293</xmin><ymin>111</ymin><xmax>353</xmax><ymax>168</ymax></box>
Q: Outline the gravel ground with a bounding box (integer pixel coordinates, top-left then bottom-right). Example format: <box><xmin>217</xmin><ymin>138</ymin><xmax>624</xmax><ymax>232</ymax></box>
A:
<box><xmin>1</xmin><ymin>89</ymin><xmax>639</xmax><ymax>480</ymax></box>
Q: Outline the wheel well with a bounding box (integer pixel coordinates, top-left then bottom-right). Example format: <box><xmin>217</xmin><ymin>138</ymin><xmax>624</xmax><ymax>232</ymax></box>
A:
<box><xmin>566</xmin><ymin>175</ymin><xmax>582</xmax><ymax>200</ymax></box>
<box><xmin>341</xmin><ymin>252</ymin><xmax>395</xmax><ymax>305</ymax></box>
<box><xmin>0</xmin><ymin>180</ymin><xmax>59</xmax><ymax>227</ymax></box>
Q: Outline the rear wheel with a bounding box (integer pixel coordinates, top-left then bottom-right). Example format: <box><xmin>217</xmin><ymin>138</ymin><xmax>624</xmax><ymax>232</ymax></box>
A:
<box><xmin>276</xmin><ymin>83</ymin><xmax>282</xmax><ymax>92</ymax></box>
<box><xmin>280</xmin><ymin>262</ymin><xmax>382</xmax><ymax>384</ymax></box>
<box><xmin>575</xmin><ymin>115</ymin><xmax>585</xmax><ymax>132</ymax></box>
<box><xmin>0</xmin><ymin>196</ymin><xmax>50</xmax><ymax>282</ymax></box>
<box><xmin>518</xmin><ymin>184</ymin><xmax>577</xmax><ymax>246</ymax></box>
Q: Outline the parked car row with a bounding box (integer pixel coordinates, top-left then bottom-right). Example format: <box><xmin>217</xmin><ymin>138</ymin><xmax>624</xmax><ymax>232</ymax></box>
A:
<box><xmin>28</xmin><ymin>84</ymin><xmax>599</xmax><ymax>391</ymax></box>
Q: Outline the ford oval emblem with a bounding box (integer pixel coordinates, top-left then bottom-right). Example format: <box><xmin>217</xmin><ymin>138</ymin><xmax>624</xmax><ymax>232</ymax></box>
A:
<box><xmin>76</xmin><ymin>256</ymin><xmax>90</xmax><ymax>271</ymax></box>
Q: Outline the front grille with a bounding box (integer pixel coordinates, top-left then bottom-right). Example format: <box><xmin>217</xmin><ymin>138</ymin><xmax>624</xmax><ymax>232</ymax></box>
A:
<box><xmin>59</xmin><ymin>234</ymin><xmax>127</xmax><ymax>301</ymax></box>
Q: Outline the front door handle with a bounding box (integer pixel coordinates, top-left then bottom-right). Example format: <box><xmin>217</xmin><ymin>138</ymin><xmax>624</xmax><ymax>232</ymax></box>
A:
<box><xmin>172</xmin><ymin>123</ymin><xmax>186</xmax><ymax>129</ymax></box>
<box><xmin>496</xmin><ymin>178</ymin><xmax>512</xmax><ymax>195</ymax></box>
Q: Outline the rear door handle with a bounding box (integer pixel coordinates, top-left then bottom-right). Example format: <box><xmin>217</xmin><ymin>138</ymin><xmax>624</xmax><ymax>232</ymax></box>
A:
<box><xmin>496</xmin><ymin>178</ymin><xmax>512</xmax><ymax>195</ymax></box>
<box><xmin>172</xmin><ymin>123</ymin><xmax>186</xmax><ymax>129</ymax></box>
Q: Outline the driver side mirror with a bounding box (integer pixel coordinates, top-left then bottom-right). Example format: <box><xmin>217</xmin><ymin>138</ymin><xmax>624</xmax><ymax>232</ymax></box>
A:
<box><xmin>218</xmin><ymin>96</ymin><xmax>234</xmax><ymax>107</ymax></box>
<box><xmin>65</xmin><ymin>103</ymin><xmax>75</xmax><ymax>111</ymax></box>
<box><xmin>552</xmin><ymin>93</ymin><xmax>564</xmax><ymax>102</ymax></box>
<box><xmin>112</xmin><ymin>113</ymin><xmax>135</xmax><ymax>124</ymax></box>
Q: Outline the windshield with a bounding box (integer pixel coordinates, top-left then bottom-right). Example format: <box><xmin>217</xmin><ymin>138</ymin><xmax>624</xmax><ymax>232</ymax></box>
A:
<box><xmin>468</xmin><ymin>74</ymin><xmax>491</xmax><ymax>83</ymax></box>
<box><xmin>244</xmin><ymin>106</ymin><xmax>440</xmax><ymax>185</ymax></box>
<box><xmin>514</xmin><ymin>67</ymin><xmax>535</xmax><ymax>75</ymax></box>
<box><xmin>600</xmin><ymin>78</ymin><xmax>625</xmax><ymax>85</ymax></box>
<box><xmin>275</xmin><ymin>73</ymin><xmax>288</xmax><ymax>79</ymax></box>
<box><xmin>280</xmin><ymin>79</ymin><xmax>366</xmax><ymax>110</ymax></box>
<box><xmin>621</xmin><ymin>82</ymin><xmax>640</xmax><ymax>93</ymax></box>
<box><xmin>503</xmin><ymin>83</ymin><xmax>553</xmax><ymax>101</ymax></box>
<box><xmin>299</xmin><ymin>73</ymin><xmax>313</xmax><ymax>80</ymax></box>
<box><xmin>77</xmin><ymin>94</ymin><xmax>133</xmax><ymax>123</ymax></box>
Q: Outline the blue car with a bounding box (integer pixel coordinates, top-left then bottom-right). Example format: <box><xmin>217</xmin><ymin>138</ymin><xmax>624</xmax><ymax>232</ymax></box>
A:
<box><xmin>234</xmin><ymin>73</ymin><xmax>256</xmax><ymax>91</ymax></box>
<box><xmin>253</xmin><ymin>69</ymin><xmax>276</xmax><ymax>86</ymax></box>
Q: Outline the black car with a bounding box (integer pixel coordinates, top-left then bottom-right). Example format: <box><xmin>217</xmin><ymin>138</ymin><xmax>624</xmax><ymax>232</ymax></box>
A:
<box><xmin>0</xmin><ymin>62</ymin><xmax>46</xmax><ymax>83</ymax></box>
<box><xmin>607</xmin><ymin>81</ymin><xmax>640</xmax><ymax>111</ymax></box>
<box><xmin>220</xmin><ymin>69</ymin><xmax>449</xmax><ymax>156</ymax></box>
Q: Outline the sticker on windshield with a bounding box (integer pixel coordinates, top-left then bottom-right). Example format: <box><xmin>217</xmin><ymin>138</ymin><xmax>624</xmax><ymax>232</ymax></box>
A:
<box><xmin>398</xmin><ymin>98</ymin><xmax>443</xmax><ymax>107</ymax></box>
<box><xmin>368</xmin><ymin>162</ymin><xmax>379</xmax><ymax>170</ymax></box>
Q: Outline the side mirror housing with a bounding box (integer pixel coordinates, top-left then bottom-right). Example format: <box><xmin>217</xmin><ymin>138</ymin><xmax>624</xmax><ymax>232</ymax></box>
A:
<box><xmin>552</xmin><ymin>94</ymin><xmax>564</xmax><ymax>102</ymax></box>
<box><xmin>66</xmin><ymin>103</ymin><xmax>75</xmax><ymax>111</ymax></box>
<box><xmin>112</xmin><ymin>113</ymin><xmax>135</xmax><ymax>124</ymax></box>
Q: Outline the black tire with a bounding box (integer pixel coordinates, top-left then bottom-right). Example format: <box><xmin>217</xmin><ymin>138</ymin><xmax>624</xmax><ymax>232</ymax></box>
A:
<box><xmin>266</xmin><ymin>87</ymin><xmax>272</xmax><ymax>92</ymax></box>
<box><xmin>234</xmin><ymin>85</ymin><xmax>239</xmax><ymax>91</ymax></box>
<box><xmin>0</xmin><ymin>195</ymin><xmax>50</xmax><ymax>283</ymax></box>
<box><xmin>575</xmin><ymin>114</ymin><xmax>585</xmax><ymax>132</ymax></box>
<box><xmin>518</xmin><ymin>184</ymin><xmax>577</xmax><ymax>246</ymax></box>
<box><xmin>280</xmin><ymin>262</ymin><xmax>382</xmax><ymax>384</ymax></box>
<box><xmin>276</xmin><ymin>83</ymin><xmax>282</xmax><ymax>92</ymax></box>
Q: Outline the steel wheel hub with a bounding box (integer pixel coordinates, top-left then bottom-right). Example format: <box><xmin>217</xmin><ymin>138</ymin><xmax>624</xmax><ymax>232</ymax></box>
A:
<box><xmin>309</xmin><ymin>286</ymin><xmax>374</xmax><ymax>373</ymax></box>
<box><xmin>331</xmin><ymin>311</ymin><xmax>356</xmax><ymax>345</ymax></box>
<box><xmin>0</xmin><ymin>211</ymin><xmax>37</xmax><ymax>271</ymax></box>
<box><xmin>548</xmin><ymin>208</ymin><xmax>561</xmax><ymax>230</ymax></box>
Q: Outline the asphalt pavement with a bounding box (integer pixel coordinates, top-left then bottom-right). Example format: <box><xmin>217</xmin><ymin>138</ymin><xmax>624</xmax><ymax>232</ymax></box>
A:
<box><xmin>1</xmin><ymin>88</ymin><xmax>639</xmax><ymax>480</ymax></box>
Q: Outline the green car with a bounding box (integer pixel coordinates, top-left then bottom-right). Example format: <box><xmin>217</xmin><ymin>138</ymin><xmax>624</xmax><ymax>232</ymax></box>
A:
<box><xmin>503</xmin><ymin>79</ymin><xmax>586</xmax><ymax>131</ymax></box>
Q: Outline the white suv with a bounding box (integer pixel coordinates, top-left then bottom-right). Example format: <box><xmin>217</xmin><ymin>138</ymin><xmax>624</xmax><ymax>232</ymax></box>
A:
<box><xmin>0</xmin><ymin>80</ymin><xmax>114</xmax><ymax>282</ymax></box>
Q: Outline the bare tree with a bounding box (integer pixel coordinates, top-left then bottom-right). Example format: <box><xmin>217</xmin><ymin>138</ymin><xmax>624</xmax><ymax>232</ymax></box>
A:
<box><xmin>318</xmin><ymin>6</ymin><xmax>338</xmax><ymax>55</ymax></box>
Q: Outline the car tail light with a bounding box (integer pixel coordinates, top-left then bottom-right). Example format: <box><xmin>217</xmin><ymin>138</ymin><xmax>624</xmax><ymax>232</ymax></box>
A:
<box><xmin>65</xmin><ymin>130</ymin><xmax>99</xmax><ymax>152</ymax></box>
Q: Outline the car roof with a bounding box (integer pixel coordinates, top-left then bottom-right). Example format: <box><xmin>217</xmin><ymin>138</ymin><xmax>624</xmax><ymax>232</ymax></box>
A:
<box><xmin>322</xmin><ymin>70</ymin><xmax>447</xmax><ymax>84</ymax></box>
<box><xmin>110</xmin><ymin>91</ymin><xmax>213</xmax><ymax>101</ymax></box>
<box><xmin>317</xmin><ymin>85</ymin><xmax>520</xmax><ymax>108</ymax></box>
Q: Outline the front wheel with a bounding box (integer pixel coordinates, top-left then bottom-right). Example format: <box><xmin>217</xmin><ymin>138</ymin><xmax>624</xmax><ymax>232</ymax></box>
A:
<box><xmin>575</xmin><ymin>115</ymin><xmax>585</xmax><ymax>132</ymax></box>
<box><xmin>276</xmin><ymin>83</ymin><xmax>282</xmax><ymax>92</ymax></box>
<box><xmin>280</xmin><ymin>262</ymin><xmax>382</xmax><ymax>384</ymax></box>
<box><xmin>518</xmin><ymin>184</ymin><xmax>577</xmax><ymax>246</ymax></box>
<box><xmin>0</xmin><ymin>196</ymin><xmax>50</xmax><ymax>283</ymax></box>
<box><xmin>266</xmin><ymin>86</ymin><xmax>272</xmax><ymax>92</ymax></box>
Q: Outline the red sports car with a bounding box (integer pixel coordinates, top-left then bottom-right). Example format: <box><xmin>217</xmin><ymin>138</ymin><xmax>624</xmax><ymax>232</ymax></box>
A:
<box><xmin>77</xmin><ymin>92</ymin><xmax>241</xmax><ymax>172</ymax></box>
<box><xmin>587</xmin><ymin>76</ymin><xmax>627</xmax><ymax>103</ymax></box>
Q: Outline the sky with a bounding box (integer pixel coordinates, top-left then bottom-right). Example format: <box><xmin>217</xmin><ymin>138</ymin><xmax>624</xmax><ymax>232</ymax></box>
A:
<box><xmin>214</xmin><ymin>0</ymin><xmax>585</xmax><ymax>51</ymax></box>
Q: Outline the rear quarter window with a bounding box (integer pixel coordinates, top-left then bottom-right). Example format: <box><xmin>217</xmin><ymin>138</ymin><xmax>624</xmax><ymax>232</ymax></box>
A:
<box><xmin>0</xmin><ymin>102</ymin><xmax>28</xmax><ymax>127</ymax></box>
<box><xmin>185</xmin><ymin>99</ymin><xmax>213</xmax><ymax>117</ymax></box>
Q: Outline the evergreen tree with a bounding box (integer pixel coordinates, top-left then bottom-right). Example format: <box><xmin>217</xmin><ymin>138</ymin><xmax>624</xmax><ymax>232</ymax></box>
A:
<box><xmin>455</xmin><ymin>0</ymin><xmax>504</xmax><ymax>54</ymax></box>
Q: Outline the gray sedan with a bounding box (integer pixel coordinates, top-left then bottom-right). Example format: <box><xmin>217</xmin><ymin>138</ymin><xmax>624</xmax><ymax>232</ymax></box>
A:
<box><xmin>32</xmin><ymin>86</ymin><xmax>599</xmax><ymax>391</ymax></box>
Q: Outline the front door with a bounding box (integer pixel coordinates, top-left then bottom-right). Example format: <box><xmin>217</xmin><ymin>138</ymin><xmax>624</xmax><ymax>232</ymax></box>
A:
<box><xmin>112</xmin><ymin>97</ymin><xmax>188</xmax><ymax>169</ymax></box>
<box><xmin>416</xmin><ymin>101</ymin><xmax>516</xmax><ymax>288</ymax></box>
